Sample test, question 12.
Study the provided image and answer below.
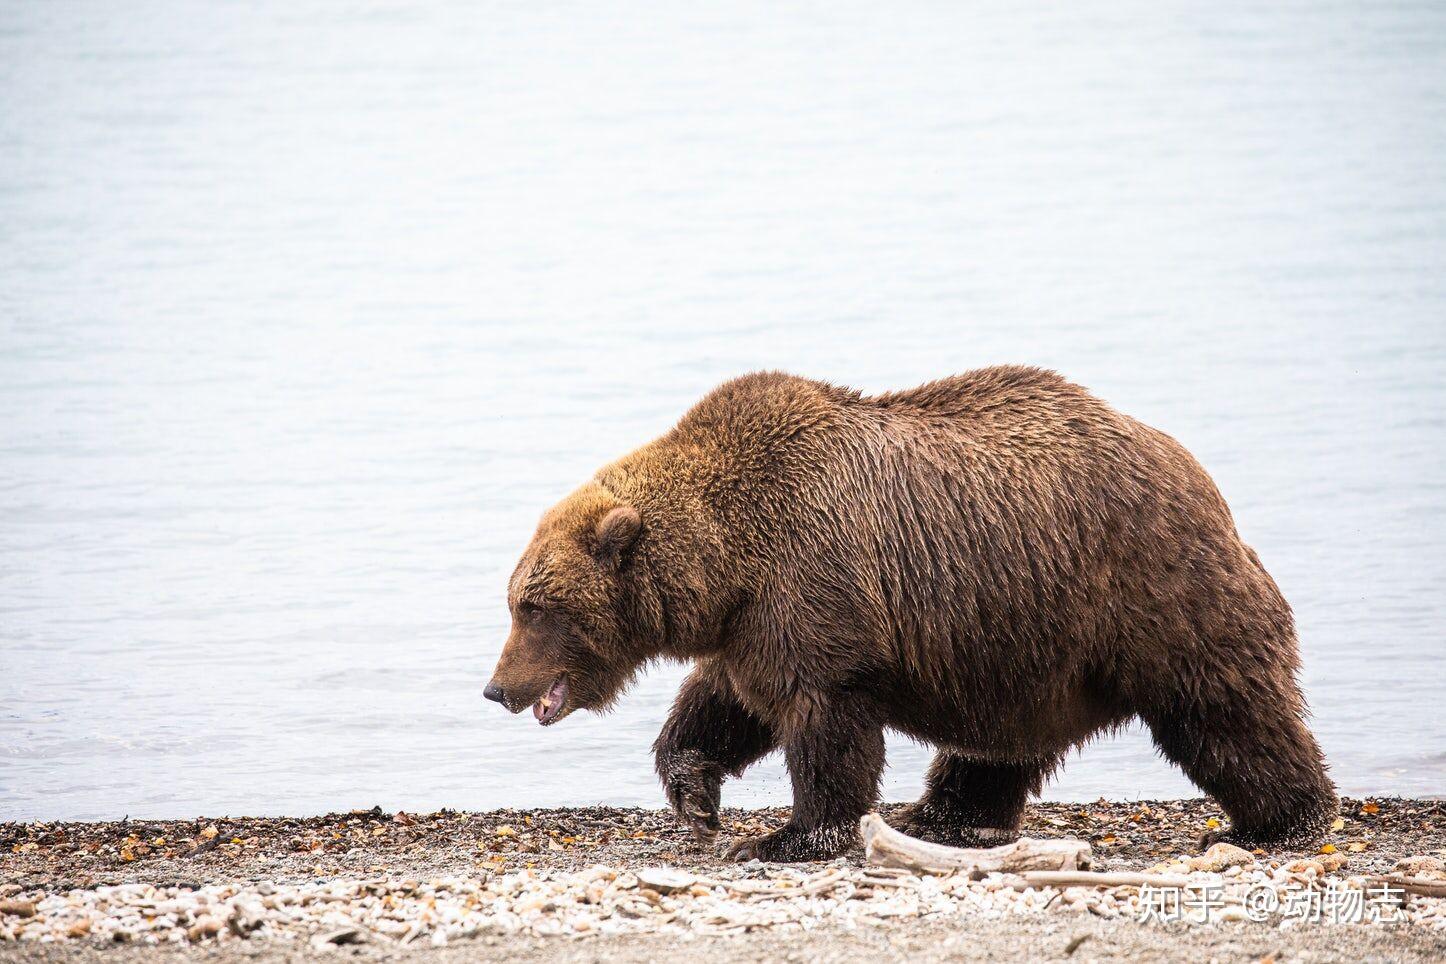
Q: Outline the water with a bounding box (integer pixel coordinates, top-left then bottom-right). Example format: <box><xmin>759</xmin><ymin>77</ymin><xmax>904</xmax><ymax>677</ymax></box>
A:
<box><xmin>2</xmin><ymin>1</ymin><xmax>1443</xmax><ymax>822</ymax></box>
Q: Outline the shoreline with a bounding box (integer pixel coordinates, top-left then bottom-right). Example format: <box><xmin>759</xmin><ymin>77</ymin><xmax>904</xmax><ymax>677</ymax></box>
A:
<box><xmin>3</xmin><ymin>798</ymin><xmax>1444</xmax><ymax>961</ymax></box>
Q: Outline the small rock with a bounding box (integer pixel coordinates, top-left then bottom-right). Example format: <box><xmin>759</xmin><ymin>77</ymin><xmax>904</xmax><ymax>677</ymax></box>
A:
<box><xmin>615</xmin><ymin>900</ymin><xmax>651</xmax><ymax>919</ymax></box>
<box><xmin>187</xmin><ymin>916</ymin><xmax>222</xmax><ymax>942</ymax></box>
<box><xmin>1188</xmin><ymin>842</ymin><xmax>1254</xmax><ymax>872</ymax></box>
<box><xmin>312</xmin><ymin>926</ymin><xmax>368</xmax><ymax>948</ymax></box>
<box><xmin>227</xmin><ymin>897</ymin><xmax>267</xmax><ymax>936</ymax></box>
<box><xmin>66</xmin><ymin>918</ymin><xmax>92</xmax><ymax>938</ymax></box>
<box><xmin>635</xmin><ymin>868</ymin><xmax>695</xmax><ymax>894</ymax></box>
<box><xmin>513</xmin><ymin>894</ymin><xmax>550</xmax><ymax>914</ymax></box>
<box><xmin>0</xmin><ymin>900</ymin><xmax>36</xmax><ymax>918</ymax></box>
<box><xmin>1146</xmin><ymin>860</ymin><xmax>1191</xmax><ymax>875</ymax></box>
<box><xmin>1394</xmin><ymin>855</ymin><xmax>1445</xmax><ymax>877</ymax></box>
<box><xmin>1283</xmin><ymin>859</ymin><xmax>1324</xmax><ymax>877</ymax></box>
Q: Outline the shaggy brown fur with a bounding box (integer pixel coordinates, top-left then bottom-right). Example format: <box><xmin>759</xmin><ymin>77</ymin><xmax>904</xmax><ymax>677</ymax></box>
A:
<box><xmin>486</xmin><ymin>368</ymin><xmax>1337</xmax><ymax>862</ymax></box>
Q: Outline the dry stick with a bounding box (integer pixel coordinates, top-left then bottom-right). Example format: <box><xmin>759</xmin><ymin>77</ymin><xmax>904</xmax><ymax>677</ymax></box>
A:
<box><xmin>1018</xmin><ymin>870</ymin><xmax>1193</xmax><ymax>890</ymax></box>
<box><xmin>1367</xmin><ymin>874</ymin><xmax>1446</xmax><ymax>899</ymax></box>
<box><xmin>691</xmin><ymin>868</ymin><xmax>847</xmax><ymax>899</ymax></box>
<box><xmin>742</xmin><ymin>870</ymin><xmax>848</xmax><ymax>900</ymax></box>
<box><xmin>858</xmin><ymin>875</ymin><xmax>922</xmax><ymax>890</ymax></box>
<box><xmin>859</xmin><ymin>813</ymin><xmax>1092</xmax><ymax>876</ymax></box>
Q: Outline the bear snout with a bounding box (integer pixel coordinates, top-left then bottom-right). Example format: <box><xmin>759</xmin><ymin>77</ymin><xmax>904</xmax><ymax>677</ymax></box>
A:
<box><xmin>482</xmin><ymin>675</ymin><xmax>539</xmax><ymax>713</ymax></box>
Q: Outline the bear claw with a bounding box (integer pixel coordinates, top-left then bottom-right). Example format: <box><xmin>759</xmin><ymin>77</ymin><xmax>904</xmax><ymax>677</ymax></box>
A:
<box><xmin>657</xmin><ymin>750</ymin><xmax>723</xmax><ymax>844</ymax></box>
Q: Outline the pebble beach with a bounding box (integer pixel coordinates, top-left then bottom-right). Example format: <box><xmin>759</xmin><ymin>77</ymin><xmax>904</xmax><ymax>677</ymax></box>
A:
<box><xmin>3</xmin><ymin>798</ymin><xmax>1444</xmax><ymax>962</ymax></box>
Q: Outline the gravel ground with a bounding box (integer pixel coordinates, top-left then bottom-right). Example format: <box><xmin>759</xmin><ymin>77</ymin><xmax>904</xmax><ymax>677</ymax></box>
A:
<box><xmin>2</xmin><ymin>797</ymin><xmax>1443</xmax><ymax>962</ymax></box>
<box><xmin>7</xmin><ymin>915</ymin><xmax>1446</xmax><ymax>964</ymax></box>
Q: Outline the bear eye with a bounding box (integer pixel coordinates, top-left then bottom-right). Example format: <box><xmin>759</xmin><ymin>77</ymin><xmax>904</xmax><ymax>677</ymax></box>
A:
<box><xmin>515</xmin><ymin>600</ymin><xmax>543</xmax><ymax>621</ymax></box>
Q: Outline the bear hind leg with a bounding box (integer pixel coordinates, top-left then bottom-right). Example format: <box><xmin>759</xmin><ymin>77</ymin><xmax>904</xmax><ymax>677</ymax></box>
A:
<box><xmin>1143</xmin><ymin>694</ymin><xmax>1337</xmax><ymax>848</ymax></box>
<box><xmin>892</xmin><ymin>752</ymin><xmax>1060</xmax><ymax>846</ymax></box>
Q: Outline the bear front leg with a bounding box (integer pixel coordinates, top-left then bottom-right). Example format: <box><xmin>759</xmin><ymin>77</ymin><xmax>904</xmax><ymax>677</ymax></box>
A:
<box><xmin>727</xmin><ymin>699</ymin><xmax>885</xmax><ymax>862</ymax></box>
<box><xmin>654</xmin><ymin>670</ymin><xmax>775</xmax><ymax>843</ymax></box>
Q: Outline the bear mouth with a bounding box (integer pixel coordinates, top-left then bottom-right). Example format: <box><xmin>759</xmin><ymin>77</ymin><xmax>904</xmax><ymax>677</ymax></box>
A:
<box><xmin>533</xmin><ymin>677</ymin><xmax>569</xmax><ymax>726</ymax></box>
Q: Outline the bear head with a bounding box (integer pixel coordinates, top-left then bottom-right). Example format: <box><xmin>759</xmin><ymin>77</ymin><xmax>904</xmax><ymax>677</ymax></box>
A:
<box><xmin>485</xmin><ymin>483</ymin><xmax>647</xmax><ymax>726</ymax></box>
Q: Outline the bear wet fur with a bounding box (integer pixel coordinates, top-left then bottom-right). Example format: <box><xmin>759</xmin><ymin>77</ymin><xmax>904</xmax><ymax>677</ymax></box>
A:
<box><xmin>487</xmin><ymin>368</ymin><xmax>1338</xmax><ymax>861</ymax></box>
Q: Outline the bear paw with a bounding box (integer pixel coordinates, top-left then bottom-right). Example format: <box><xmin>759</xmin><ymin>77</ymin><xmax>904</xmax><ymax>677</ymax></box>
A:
<box><xmin>892</xmin><ymin>803</ymin><xmax>1019</xmax><ymax>848</ymax></box>
<box><xmin>657</xmin><ymin>749</ymin><xmax>723</xmax><ymax>843</ymax></box>
<box><xmin>1195</xmin><ymin>802</ymin><xmax>1339</xmax><ymax>852</ymax></box>
<box><xmin>1196</xmin><ymin>823</ymin><xmax>1321</xmax><ymax>852</ymax></box>
<box><xmin>725</xmin><ymin>823</ymin><xmax>855</xmax><ymax>863</ymax></box>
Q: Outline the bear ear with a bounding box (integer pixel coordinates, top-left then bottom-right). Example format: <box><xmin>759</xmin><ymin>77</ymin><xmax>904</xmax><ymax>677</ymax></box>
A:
<box><xmin>593</xmin><ymin>505</ymin><xmax>641</xmax><ymax>567</ymax></box>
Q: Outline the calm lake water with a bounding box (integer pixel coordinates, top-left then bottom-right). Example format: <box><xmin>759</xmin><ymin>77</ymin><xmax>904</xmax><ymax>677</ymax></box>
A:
<box><xmin>2</xmin><ymin>2</ymin><xmax>1444</xmax><ymax>822</ymax></box>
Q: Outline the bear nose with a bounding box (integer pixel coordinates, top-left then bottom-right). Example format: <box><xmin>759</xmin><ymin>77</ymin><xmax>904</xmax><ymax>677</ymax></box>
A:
<box><xmin>483</xmin><ymin>682</ymin><xmax>506</xmax><ymax>704</ymax></box>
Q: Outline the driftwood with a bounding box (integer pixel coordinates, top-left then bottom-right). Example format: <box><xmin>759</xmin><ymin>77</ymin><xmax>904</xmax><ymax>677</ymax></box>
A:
<box><xmin>1015</xmin><ymin>870</ymin><xmax>1192</xmax><ymax>890</ymax></box>
<box><xmin>1367</xmin><ymin>874</ymin><xmax>1446</xmax><ymax>899</ymax></box>
<box><xmin>859</xmin><ymin>813</ymin><xmax>1091</xmax><ymax>876</ymax></box>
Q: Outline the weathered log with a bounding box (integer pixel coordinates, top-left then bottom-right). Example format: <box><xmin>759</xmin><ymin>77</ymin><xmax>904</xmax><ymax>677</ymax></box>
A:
<box><xmin>859</xmin><ymin>813</ymin><xmax>1091</xmax><ymax>876</ymax></box>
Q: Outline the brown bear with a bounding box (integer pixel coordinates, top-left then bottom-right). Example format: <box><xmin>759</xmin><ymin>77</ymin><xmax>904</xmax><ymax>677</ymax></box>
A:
<box><xmin>484</xmin><ymin>368</ymin><xmax>1337</xmax><ymax>861</ymax></box>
